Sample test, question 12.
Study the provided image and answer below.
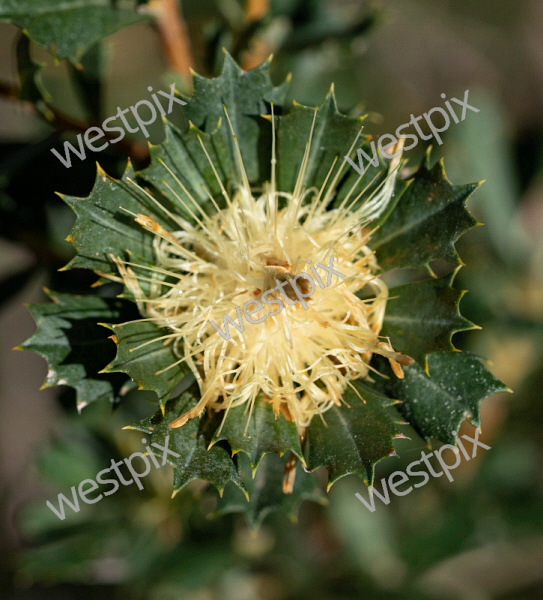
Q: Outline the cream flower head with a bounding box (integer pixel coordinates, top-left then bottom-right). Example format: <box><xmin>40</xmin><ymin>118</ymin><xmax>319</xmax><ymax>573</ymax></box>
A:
<box><xmin>111</xmin><ymin>105</ymin><xmax>411</xmax><ymax>434</ymax></box>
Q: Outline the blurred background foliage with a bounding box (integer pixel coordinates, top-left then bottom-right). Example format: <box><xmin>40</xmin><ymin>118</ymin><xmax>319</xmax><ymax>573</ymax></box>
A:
<box><xmin>0</xmin><ymin>0</ymin><xmax>542</xmax><ymax>598</ymax></box>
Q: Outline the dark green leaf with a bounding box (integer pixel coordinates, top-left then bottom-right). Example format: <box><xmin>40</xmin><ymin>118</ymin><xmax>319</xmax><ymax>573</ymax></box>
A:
<box><xmin>102</xmin><ymin>320</ymin><xmax>190</xmax><ymax>409</ymax></box>
<box><xmin>275</xmin><ymin>92</ymin><xmax>408</xmax><ymax>222</ymax></box>
<box><xmin>210</xmin><ymin>399</ymin><xmax>304</xmax><ymax>472</ymax></box>
<box><xmin>305</xmin><ymin>381</ymin><xmax>402</xmax><ymax>488</ymax></box>
<box><xmin>63</xmin><ymin>162</ymin><xmax>171</xmax><ymax>274</ymax></box>
<box><xmin>381</xmin><ymin>270</ymin><xmax>476</xmax><ymax>372</ymax></box>
<box><xmin>20</xmin><ymin>290</ymin><xmax>138</xmax><ymax>409</ymax></box>
<box><xmin>180</xmin><ymin>52</ymin><xmax>290</xmax><ymax>183</ymax></box>
<box><xmin>369</xmin><ymin>158</ymin><xmax>480</xmax><ymax>274</ymax></box>
<box><xmin>276</xmin><ymin>91</ymin><xmax>365</xmax><ymax>193</ymax></box>
<box><xmin>210</xmin><ymin>453</ymin><xmax>326</xmax><ymax>529</ymax></box>
<box><xmin>0</xmin><ymin>0</ymin><xmax>150</xmax><ymax>65</ymax></box>
<box><xmin>128</xmin><ymin>386</ymin><xmax>247</xmax><ymax>497</ymax></box>
<box><xmin>140</xmin><ymin>120</ymin><xmax>233</xmax><ymax>224</ymax></box>
<box><xmin>370</xmin><ymin>352</ymin><xmax>510</xmax><ymax>445</ymax></box>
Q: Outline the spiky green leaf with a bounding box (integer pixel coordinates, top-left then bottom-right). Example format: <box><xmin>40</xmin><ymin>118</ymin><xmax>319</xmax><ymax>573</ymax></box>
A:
<box><xmin>276</xmin><ymin>92</ymin><xmax>364</xmax><ymax>192</ymax></box>
<box><xmin>102</xmin><ymin>320</ymin><xmax>190</xmax><ymax>409</ymax></box>
<box><xmin>210</xmin><ymin>400</ymin><xmax>304</xmax><ymax>472</ymax></box>
<box><xmin>20</xmin><ymin>290</ymin><xmax>138</xmax><ymax>409</ymax></box>
<box><xmin>129</xmin><ymin>386</ymin><xmax>247</xmax><ymax>497</ymax></box>
<box><xmin>63</xmin><ymin>162</ymin><xmax>172</xmax><ymax>274</ymax></box>
<box><xmin>305</xmin><ymin>382</ymin><xmax>403</xmax><ymax>488</ymax></box>
<box><xmin>369</xmin><ymin>159</ymin><xmax>480</xmax><ymax>274</ymax></box>
<box><xmin>0</xmin><ymin>0</ymin><xmax>149</xmax><ymax>65</ymax></box>
<box><xmin>139</xmin><ymin>120</ymin><xmax>232</xmax><ymax>225</ymax></box>
<box><xmin>275</xmin><ymin>93</ymin><xmax>409</xmax><ymax>215</ymax></box>
<box><xmin>180</xmin><ymin>52</ymin><xmax>290</xmax><ymax>183</ymax></box>
<box><xmin>210</xmin><ymin>453</ymin><xmax>326</xmax><ymax>529</ymax></box>
<box><xmin>370</xmin><ymin>352</ymin><xmax>510</xmax><ymax>445</ymax></box>
<box><xmin>381</xmin><ymin>270</ymin><xmax>476</xmax><ymax>372</ymax></box>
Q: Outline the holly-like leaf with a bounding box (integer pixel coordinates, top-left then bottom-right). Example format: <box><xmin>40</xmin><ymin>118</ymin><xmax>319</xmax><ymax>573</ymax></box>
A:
<box><xmin>179</xmin><ymin>52</ymin><xmax>290</xmax><ymax>184</ymax></box>
<box><xmin>370</xmin><ymin>352</ymin><xmax>510</xmax><ymax>445</ymax></box>
<box><xmin>19</xmin><ymin>290</ymin><xmax>139</xmax><ymax>410</ymax></box>
<box><xmin>275</xmin><ymin>92</ymin><xmax>409</xmax><ymax>216</ymax></box>
<box><xmin>369</xmin><ymin>158</ymin><xmax>480</xmax><ymax>274</ymax></box>
<box><xmin>210</xmin><ymin>400</ymin><xmax>304</xmax><ymax>472</ymax></box>
<box><xmin>305</xmin><ymin>381</ymin><xmax>403</xmax><ymax>489</ymax></box>
<box><xmin>62</xmin><ymin>53</ymin><xmax>290</xmax><ymax>273</ymax></box>
<box><xmin>210</xmin><ymin>453</ymin><xmax>326</xmax><ymax>529</ymax></box>
<box><xmin>140</xmin><ymin>120</ymin><xmax>233</xmax><ymax>225</ymax></box>
<box><xmin>381</xmin><ymin>270</ymin><xmax>476</xmax><ymax>372</ymax></box>
<box><xmin>276</xmin><ymin>91</ymin><xmax>365</xmax><ymax>193</ymax></box>
<box><xmin>102</xmin><ymin>320</ymin><xmax>190</xmax><ymax>410</ymax></box>
<box><xmin>128</xmin><ymin>386</ymin><xmax>247</xmax><ymax>497</ymax></box>
<box><xmin>0</xmin><ymin>0</ymin><xmax>150</xmax><ymax>65</ymax></box>
<box><xmin>63</xmin><ymin>162</ymin><xmax>172</xmax><ymax>274</ymax></box>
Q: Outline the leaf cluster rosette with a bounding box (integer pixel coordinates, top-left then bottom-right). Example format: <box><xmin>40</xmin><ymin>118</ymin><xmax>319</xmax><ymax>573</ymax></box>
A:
<box><xmin>22</xmin><ymin>53</ymin><xmax>508</xmax><ymax>526</ymax></box>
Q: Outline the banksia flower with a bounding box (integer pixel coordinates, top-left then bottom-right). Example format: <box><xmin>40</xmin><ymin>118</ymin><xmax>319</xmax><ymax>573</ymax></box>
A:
<box><xmin>109</xmin><ymin>104</ymin><xmax>411</xmax><ymax>435</ymax></box>
<box><xmin>24</xmin><ymin>53</ymin><xmax>507</xmax><ymax>518</ymax></box>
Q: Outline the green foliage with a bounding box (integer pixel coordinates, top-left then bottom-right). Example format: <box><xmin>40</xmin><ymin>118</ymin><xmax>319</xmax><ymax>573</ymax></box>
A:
<box><xmin>211</xmin><ymin>453</ymin><xmax>327</xmax><ymax>529</ymax></box>
<box><xmin>305</xmin><ymin>382</ymin><xmax>402</xmax><ymax>489</ymax></box>
<box><xmin>129</xmin><ymin>385</ymin><xmax>248</xmax><ymax>498</ymax></box>
<box><xmin>0</xmin><ymin>0</ymin><xmax>149</xmax><ymax>65</ymax></box>
<box><xmin>381</xmin><ymin>270</ymin><xmax>476</xmax><ymax>372</ymax></box>
<box><xmin>5</xmin><ymin>2</ymin><xmax>542</xmax><ymax>598</ymax></box>
<box><xmin>179</xmin><ymin>52</ymin><xmax>290</xmax><ymax>183</ymax></box>
<box><xmin>275</xmin><ymin>91</ymin><xmax>411</xmax><ymax>213</ymax></box>
<box><xmin>20</xmin><ymin>290</ymin><xmax>138</xmax><ymax>409</ymax></box>
<box><xmin>370</xmin><ymin>158</ymin><xmax>480</xmax><ymax>275</ymax></box>
<box><xmin>141</xmin><ymin>121</ymin><xmax>233</xmax><ymax>225</ymax></box>
<box><xmin>371</xmin><ymin>351</ymin><xmax>511</xmax><ymax>445</ymax></box>
<box><xmin>21</xmin><ymin>54</ymin><xmax>506</xmax><ymax>520</ymax></box>
<box><xmin>211</xmin><ymin>400</ymin><xmax>304</xmax><ymax>472</ymax></box>
<box><xmin>275</xmin><ymin>91</ymin><xmax>365</xmax><ymax>192</ymax></box>
<box><xmin>102</xmin><ymin>320</ymin><xmax>190</xmax><ymax>410</ymax></box>
<box><xmin>62</xmin><ymin>163</ymin><xmax>169</xmax><ymax>274</ymax></box>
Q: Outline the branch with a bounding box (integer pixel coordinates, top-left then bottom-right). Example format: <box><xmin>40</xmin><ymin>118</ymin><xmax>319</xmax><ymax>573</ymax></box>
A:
<box><xmin>241</xmin><ymin>0</ymin><xmax>270</xmax><ymax>70</ymax></box>
<box><xmin>0</xmin><ymin>85</ymin><xmax>149</xmax><ymax>160</ymax></box>
<box><xmin>147</xmin><ymin>0</ymin><xmax>194</xmax><ymax>84</ymax></box>
<box><xmin>245</xmin><ymin>0</ymin><xmax>270</xmax><ymax>22</ymax></box>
